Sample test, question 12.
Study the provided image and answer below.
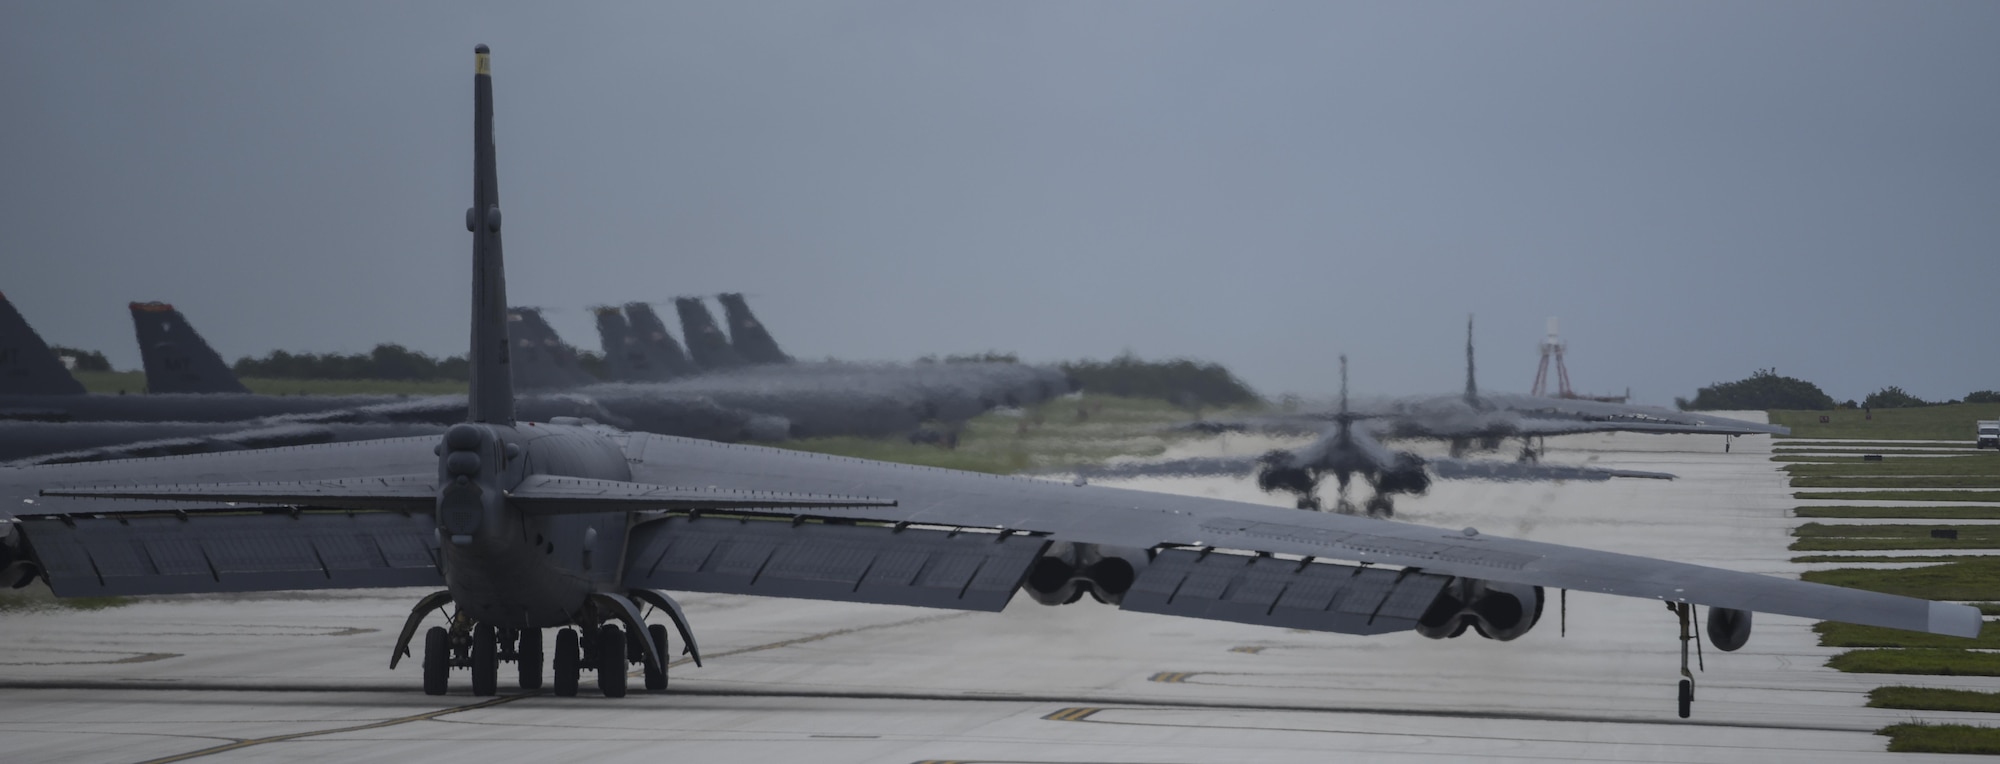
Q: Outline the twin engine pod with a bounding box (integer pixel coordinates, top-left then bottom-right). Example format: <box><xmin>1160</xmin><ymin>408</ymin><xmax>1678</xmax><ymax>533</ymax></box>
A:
<box><xmin>1707</xmin><ymin>606</ymin><xmax>1753</xmax><ymax>652</ymax></box>
<box><xmin>1</xmin><ymin>517</ymin><xmax>36</xmax><ymax>589</ymax></box>
<box><xmin>1023</xmin><ymin>542</ymin><xmax>1148</xmax><ymax>607</ymax></box>
<box><xmin>1416</xmin><ymin>578</ymin><xmax>1544</xmax><ymax>641</ymax></box>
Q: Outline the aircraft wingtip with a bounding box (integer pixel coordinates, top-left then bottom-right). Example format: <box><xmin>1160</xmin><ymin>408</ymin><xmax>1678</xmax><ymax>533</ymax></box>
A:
<box><xmin>1931</xmin><ymin>601</ymin><xmax>1985</xmax><ymax>639</ymax></box>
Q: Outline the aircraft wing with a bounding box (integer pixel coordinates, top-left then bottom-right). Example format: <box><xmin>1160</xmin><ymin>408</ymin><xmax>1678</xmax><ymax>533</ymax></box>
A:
<box><xmin>1426</xmin><ymin>458</ymin><xmax>1675</xmax><ymax>481</ymax></box>
<box><xmin>617</xmin><ymin>432</ymin><xmax>1978</xmax><ymax>638</ymax></box>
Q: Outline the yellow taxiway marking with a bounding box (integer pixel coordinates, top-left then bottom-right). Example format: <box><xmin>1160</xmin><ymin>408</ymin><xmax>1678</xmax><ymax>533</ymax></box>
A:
<box><xmin>1041</xmin><ymin>706</ymin><xmax>1104</xmax><ymax>722</ymax></box>
<box><xmin>1229</xmin><ymin>645</ymin><xmax>1268</xmax><ymax>654</ymax></box>
<box><xmin>1147</xmin><ymin>671</ymin><xmax>1198</xmax><ymax>683</ymax></box>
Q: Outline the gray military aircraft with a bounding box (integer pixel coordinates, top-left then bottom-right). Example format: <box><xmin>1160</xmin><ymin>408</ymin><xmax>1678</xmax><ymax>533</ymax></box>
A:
<box><xmin>673</xmin><ymin>296</ymin><xmax>746</xmax><ymax>370</ymax></box>
<box><xmin>0</xmin><ymin>48</ymin><xmax>1974</xmax><ymax>720</ymax></box>
<box><xmin>129</xmin><ymin>301</ymin><xmax>252</xmax><ymax>394</ymax></box>
<box><xmin>0</xmin><ymin>293</ymin><xmax>88</xmax><ymax>396</ymax></box>
<box><xmin>1192</xmin><ymin>318</ymin><xmax>1788</xmax><ymax>461</ymax></box>
<box><xmin>1074</xmin><ymin>357</ymin><xmax>1673</xmax><ymax>517</ymax></box>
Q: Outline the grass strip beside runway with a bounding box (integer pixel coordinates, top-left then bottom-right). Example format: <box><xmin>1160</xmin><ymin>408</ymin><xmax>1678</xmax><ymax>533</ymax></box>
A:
<box><xmin>1791</xmin><ymin>524</ymin><xmax>2000</xmax><ymax>552</ymax></box>
<box><xmin>1800</xmin><ymin>556</ymin><xmax>2000</xmax><ymax>599</ymax></box>
<box><xmin>1879</xmin><ymin>722</ymin><xmax>2000</xmax><ymax>754</ymax></box>
<box><xmin>1795</xmin><ymin>490</ymin><xmax>2000</xmax><ymax>503</ymax></box>
<box><xmin>1772</xmin><ymin>403</ymin><xmax>2000</xmax><ymax>441</ymax></box>
<box><xmin>1794</xmin><ymin>505</ymin><xmax>2000</xmax><ymax>519</ymax></box>
<box><xmin>1827</xmin><ymin>649</ymin><xmax>2000</xmax><ymax>676</ymax></box>
<box><xmin>1870</xmin><ymin>686</ymin><xmax>2000</xmax><ymax>713</ymax></box>
<box><xmin>1781</xmin><ymin>455</ymin><xmax>2000</xmax><ymax>477</ymax></box>
<box><xmin>1816</xmin><ymin>622</ymin><xmax>2000</xmax><ymax>649</ymax></box>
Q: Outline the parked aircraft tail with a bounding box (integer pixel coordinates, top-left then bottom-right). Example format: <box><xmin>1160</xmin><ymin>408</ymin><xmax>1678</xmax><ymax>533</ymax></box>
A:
<box><xmin>1463</xmin><ymin>314</ymin><xmax>1479</xmax><ymax>407</ymax></box>
<box><xmin>506</xmin><ymin>307</ymin><xmax>597</xmax><ymax>391</ymax></box>
<box><xmin>674</xmin><ymin>297</ymin><xmax>744</xmax><ymax>370</ymax></box>
<box><xmin>624</xmin><ymin>303</ymin><xmax>697</xmax><ymax>378</ymax></box>
<box><xmin>0</xmin><ymin>293</ymin><xmax>87</xmax><ymax>395</ymax></box>
<box><xmin>129</xmin><ymin>302</ymin><xmax>251</xmax><ymax>395</ymax></box>
<box><xmin>716</xmin><ymin>293</ymin><xmax>791</xmax><ymax>364</ymax></box>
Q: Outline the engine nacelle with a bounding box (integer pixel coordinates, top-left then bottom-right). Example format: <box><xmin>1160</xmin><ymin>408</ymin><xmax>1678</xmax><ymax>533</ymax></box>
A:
<box><xmin>1706</xmin><ymin>606</ymin><xmax>1752</xmax><ymax>651</ymax></box>
<box><xmin>1415</xmin><ymin>578</ymin><xmax>1544</xmax><ymax>642</ymax></box>
<box><xmin>1024</xmin><ymin>542</ymin><xmax>1146</xmax><ymax>607</ymax></box>
<box><xmin>1</xmin><ymin>516</ymin><xmax>36</xmax><ymax>589</ymax></box>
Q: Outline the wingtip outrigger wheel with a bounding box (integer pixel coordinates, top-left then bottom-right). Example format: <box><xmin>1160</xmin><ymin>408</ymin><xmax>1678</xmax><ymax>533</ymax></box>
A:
<box><xmin>1669</xmin><ymin>601</ymin><xmax>1705</xmax><ymax>718</ymax></box>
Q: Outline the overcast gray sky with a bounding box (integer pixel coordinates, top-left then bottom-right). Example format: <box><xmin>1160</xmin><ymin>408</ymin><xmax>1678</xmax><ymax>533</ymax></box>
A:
<box><xmin>2</xmin><ymin>2</ymin><xmax>1993</xmax><ymax>405</ymax></box>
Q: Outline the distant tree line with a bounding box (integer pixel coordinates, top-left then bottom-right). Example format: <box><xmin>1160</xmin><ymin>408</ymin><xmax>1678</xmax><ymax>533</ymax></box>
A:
<box><xmin>1059</xmin><ymin>353</ymin><xmax>1259</xmax><ymax>407</ymax></box>
<box><xmin>1680</xmin><ymin>369</ymin><xmax>1998</xmax><ymax>411</ymax></box>
<box><xmin>1678</xmin><ymin>369</ymin><xmax>1836</xmax><ymax>411</ymax></box>
<box><xmin>233</xmin><ymin>344</ymin><xmax>470</xmax><ymax>381</ymax></box>
<box><xmin>47</xmin><ymin>345</ymin><xmax>111</xmax><ymax>372</ymax></box>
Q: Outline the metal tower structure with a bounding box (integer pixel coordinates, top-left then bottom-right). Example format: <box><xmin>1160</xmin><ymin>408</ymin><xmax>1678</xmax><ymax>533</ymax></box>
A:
<box><xmin>1531</xmin><ymin>317</ymin><xmax>1570</xmax><ymax>398</ymax></box>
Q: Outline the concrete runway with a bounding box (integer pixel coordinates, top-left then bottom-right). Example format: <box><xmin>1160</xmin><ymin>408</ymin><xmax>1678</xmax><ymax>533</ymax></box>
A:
<box><xmin>2</xmin><ymin>420</ymin><xmax>1990</xmax><ymax>763</ymax></box>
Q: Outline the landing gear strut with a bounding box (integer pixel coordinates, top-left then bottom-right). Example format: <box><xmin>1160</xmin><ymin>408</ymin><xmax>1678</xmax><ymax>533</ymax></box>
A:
<box><xmin>1669</xmin><ymin>601</ymin><xmax>1704</xmax><ymax>718</ymax></box>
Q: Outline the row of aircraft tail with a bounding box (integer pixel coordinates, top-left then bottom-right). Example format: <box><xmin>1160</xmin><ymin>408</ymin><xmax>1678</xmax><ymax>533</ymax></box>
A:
<box><xmin>0</xmin><ymin>292</ymin><xmax>796</xmax><ymax>398</ymax></box>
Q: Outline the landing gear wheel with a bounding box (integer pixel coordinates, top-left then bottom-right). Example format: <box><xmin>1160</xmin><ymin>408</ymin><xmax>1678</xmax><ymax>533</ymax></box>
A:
<box><xmin>644</xmin><ymin>623</ymin><xmax>670</xmax><ymax>691</ymax></box>
<box><xmin>553</xmin><ymin>628</ymin><xmax>579</xmax><ymax>697</ymax></box>
<box><xmin>470</xmin><ymin>622</ymin><xmax>498</xmax><ymax>696</ymax></box>
<box><xmin>1677</xmin><ymin>679</ymin><xmax>1693</xmax><ymax>718</ymax></box>
<box><xmin>517</xmin><ymin>627</ymin><xmax>543</xmax><ymax>690</ymax></box>
<box><xmin>597</xmin><ymin>624</ymin><xmax>628</xmax><ymax>698</ymax></box>
<box><xmin>422</xmin><ymin>626</ymin><xmax>450</xmax><ymax>696</ymax></box>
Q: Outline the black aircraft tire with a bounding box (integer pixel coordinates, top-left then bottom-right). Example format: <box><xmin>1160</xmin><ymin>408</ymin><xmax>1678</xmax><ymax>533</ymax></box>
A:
<box><xmin>553</xmin><ymin>628</ymin><xmax>579</xmax><ymax>697</ymax></box>
<box><xmin>1678</xmin><ymin>679</ymin><xmax>1693</xmax><ymax>719</ymax></box>
<box><xmin>470</xmin><ymin>623</ymin><xmax>498</xmax><ymax>697</ymax></box>
<box><xmin>517</xmin><ymin>627</ymin><xmax>543</xmax><ymax>690</ymax></box>
<box><xmin>422</xmin><ymin>626</ymin><xmax>449</xmax><ymax>696</ymax></box>
<box><xmin>645</xmin><ymin>623</ymin><xmax>670</xmax><ymax>691</ymax></box>
<box><xmin>597</xmin><ymin>624</ymin><xmax>628</xmax><ymax>698</ymax></box>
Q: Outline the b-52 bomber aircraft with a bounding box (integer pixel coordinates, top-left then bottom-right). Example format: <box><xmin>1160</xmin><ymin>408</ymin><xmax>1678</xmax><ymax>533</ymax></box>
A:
<box><xmin>1069</xmin><ymin>357</ymin><xmax>1672</xmax><ymax>517</ymax></box>
<box><xmin>0</xmin><ymin>48</ymin><xmax>1975</xmax><ymax>719</ymax></box>
<box><xmin>1188</xmin><ymin>318</ymin><xmax>1788</xmax><ymax>461</ymax></box>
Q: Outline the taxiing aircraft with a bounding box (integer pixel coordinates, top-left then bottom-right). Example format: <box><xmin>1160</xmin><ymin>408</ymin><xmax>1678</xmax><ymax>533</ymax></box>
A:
<box><xmin>1073</xmin><ymin>357</ymin><xmax>1672</xmax><ymax>517</ymax></box>
<box><xmin>0</xmin><ymin>49</ymin><xmax>1973</xmax><ymax>721</ymax></box>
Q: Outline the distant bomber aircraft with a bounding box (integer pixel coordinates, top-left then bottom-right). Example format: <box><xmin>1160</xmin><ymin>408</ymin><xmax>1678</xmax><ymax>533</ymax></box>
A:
<box><xmin>129</xmin><ymin>301</ymin><xmax>252</xmax><ymax>394</ymax></box>
<box><xmin>0</xmin><ymin>49</ymin><xmax>1972</xmax><ymax>721</ymax></box>
<box><xmin>1075</xmin><ymin>357</ymin><xmax>1673</xmax><ymax>517</ymax></box>
<box><xmin>672</xmin><ymin>296</ymin><xmax>746</xmax><ymax>370</ymax></box>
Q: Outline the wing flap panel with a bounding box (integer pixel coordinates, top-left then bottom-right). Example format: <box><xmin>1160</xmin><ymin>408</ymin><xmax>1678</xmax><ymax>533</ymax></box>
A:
<box><xmin>1121</xmin><ymin>549</ymin><xmax>1451</xmax><ymax>636</ymax></box>
<box><xmin>19</xmin><ymin>509</ymin><xmax>441</xmax><ymax>597</ymax></box>
<box><xmin>623</xmin><ymin>515</ymin><xmax>1048</xmax><ymax>612</ymax></box>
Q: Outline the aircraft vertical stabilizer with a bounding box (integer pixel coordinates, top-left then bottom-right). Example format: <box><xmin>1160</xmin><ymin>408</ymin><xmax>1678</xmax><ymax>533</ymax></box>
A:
<box><xmin>594</xmin><ymin>306</ymin><xmax>644</xmax><ymax>382</ymax></box>
<box><xmin>717</xmin><ymin>293</ymin><xmax>791</xmax><ymax>364</ymax></box>
<box><xmin>1462</xmin><ymin>314</ymin><xmax>1481</xmax><ymax>408</ymax></box>
<box><xmin>505</xmin><ymin>307</ymin><xmax>597</xmax><ymax>390</ymax></box>
<box><xmin>467</xmin><ymin>44</ymin><xmax>514</xmax><ymax>424</ymax></box>
<box><xmin>129</xmin><ymin>302</ymin><xmax>251</xmax><ymax>395</ymax></box>
<box><xmin>0</xmin><ymin>293</ymin><xmax>88</xmax><ymax>395</ymax></box>
<box><xmin>674</xmin><ymin>297</ymin><xmax>744</xmax><ymax>370</ymax></box>
<box><xmin>624</xmin><ymin>302</ymin><xmax>697</xmax><ymax>379</ymax></box>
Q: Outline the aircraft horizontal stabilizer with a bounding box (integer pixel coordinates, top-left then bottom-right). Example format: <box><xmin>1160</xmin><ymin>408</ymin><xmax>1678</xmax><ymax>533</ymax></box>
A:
<box><xmin>42</xmin><ymin>474</ymin><xmax>896</xmax><ymax>514</ymax></box>
<box><xmin>504</xmin><ymin>475</ymin><xmax>896</xmax><ymax>514</ymax></box>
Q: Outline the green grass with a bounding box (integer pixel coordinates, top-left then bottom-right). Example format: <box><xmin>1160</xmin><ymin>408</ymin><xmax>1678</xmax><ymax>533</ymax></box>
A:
<box><xmin>1791</xmin><ymin>523</ymin><xmax>2000</xmax><ymax>552</ymax></box>
<box><xmin>1772</xmin><ymin>403</ymin><xmax>2000</xmax><ymax>441</ymax></box>
<box><xmin>1873</xmin><ymin>686</ymin><xmax>2000</xmax><ymax>713</ymax></box>
<box><xmin>70</xmin><ymin>370</ymin><xmax>468</xmax><ymax>396</ymax></box>
<box><xmin>1829</xmin><ymin>649</ymin><xmax>2000</xmax><ymax>676</ymax></box>
<box><xmin>1782</xmin><ymin>456</ymin><xmax>2000</xmax><ymax>477</ymax></box>
<box><xmin>1795</xmin><ymin>506</ymin><xmax>2000</xmax><ymax>519</ymax></box>
<box><xmin>1879</xmin><ymin>722</ymin><xmax>2000</xmax><ymax>754</ymax></box>
<box><xmin>1802</xmin><ymin>556</ymin><xmax>2000</xmax><ymax>600</ymax></box>
<box><xmin>1791</xmin><ymin>553</ymin><xmax>1971</xmax><ymax>563</ymax></box>
<box><xmin>765</xmin><ymin>394</ymin><xmax>1236</xmax><ymax>475</ymax></box>
<box><xmin>0</xmin><ymin>582</ymin><xmax>130</xmax><ymax>612</ymax></box>
<box><xmin>1796</xmin><ymin>490</ymin><xmax>2000</xmax><ymax>503</ymax></box>
<box><xmin>1792</xmin><ymin>476</ymin><xmax>2000</xmax><ymax>489</ymax></box>
<box><xmin>1817</xmin><ymin>621</ymin><xmax>2000</xmax><ymax>649</ymax></box>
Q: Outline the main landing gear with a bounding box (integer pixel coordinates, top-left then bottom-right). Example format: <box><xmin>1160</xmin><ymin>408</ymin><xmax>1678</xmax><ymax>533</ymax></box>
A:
<box><xmin>397</xmin><ymin>589</ymin><xmax>703</xmax><ymax>698</ymax></box>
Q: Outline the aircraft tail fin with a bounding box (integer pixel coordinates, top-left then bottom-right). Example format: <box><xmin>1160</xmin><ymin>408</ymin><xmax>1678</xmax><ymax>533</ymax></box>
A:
<box><xmin>594</xmin><ymin>306</ymin><xmax>644</xmax><ymax>382</ymax></box>
<box><xmin>1463</xmin><ymin>314</ymin><xmax>1480</xmax><ymax>407</ymax></box>
<box><xmin>506</xmin><ymin>307</ymin><xmax>596</xmax><ymax>390</ymax></box>
<box><xmin>0</xmin><ymin>293</ymin><xmax>87</xmax><ymax>395</ymax></box>
<box><xmin>674</xmin><ymin>297</ymin><xmax>745</xmax><ymax>370</ymax></box>
<box><xmin>467</xmin><ymin>44</ymin><xmax>514</xmax><ymax>424</ymax></box>
<box><xmin>624</xmin><ymin>302</ymin><xmax>697</xmax><ymax>378</ymax></box>
<box><xmin>128</xmin><ymin>302</ymin><xmax>251</xmax><ymax>395</ymax></box>
<box><xmin>717</xmin><ymin>293</ymin><xmax>791</xmax><ymax>364</ymax></box>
